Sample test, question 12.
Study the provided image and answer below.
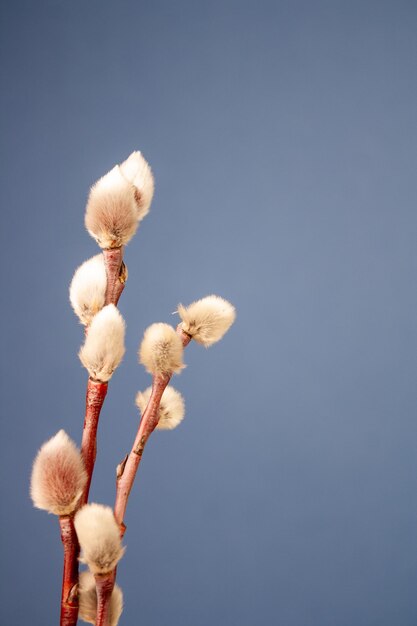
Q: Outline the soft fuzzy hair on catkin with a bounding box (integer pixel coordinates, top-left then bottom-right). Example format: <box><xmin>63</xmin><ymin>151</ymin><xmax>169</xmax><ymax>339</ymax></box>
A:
<box><xmin>79</xmin><ymin>304</ymin><xmax>125</xmax><ymax>382</ymax></box>
<box><xmin>85</xmin><ymin>164</ymin><xmax>140</xmax><ymax>248</ymax></box>
<box><xmin>78</xmin><ymin>571</ymin><xmax>123</xmax><ymax>626</ymax></box>
<box><xmin>136</xmin><ymin>385</ymin><xmax>185</xmax><ymax>430</ymax></box>
<box><xmin>119</xmin><ymin>151</ymin><xmax>154</xmax><ymax>222</ymax></box>
<box><xmin>30</xmin><ymin>430</ymin><xmax>87</xmax><ymax>516</ymax></box>
<box><xmin>139</xmin><ymin>323</ymin><xmax>185</xmax><ymax>376</ymax></box>
<box><xmin>74</xmin><ymin>504</ymin><xmax>125</xmax><ymax>575</ymax></box>
<box><xmin>177</xmin><ymin>295</ymin><xmax>236</xmax><ymax>347</ymax></box>
<box><xmin>69</xmin><ymin>254</ymin><xmax>107</xmax><ymax>325</ymax></box>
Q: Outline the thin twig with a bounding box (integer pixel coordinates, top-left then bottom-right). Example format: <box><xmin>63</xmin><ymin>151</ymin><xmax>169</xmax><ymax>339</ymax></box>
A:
<box><xmin>114</xmin><ymin>327</ymin><xmax>191</xmax><ymax>532</ymax></box>
<box><xmin>95</xmin><ymin>572</ymin><xmax>116</xmax><ymax>626</ymax></box>
<box><xmin>80</xmin><ymin>379</ymin><xmax>109</xmax><ymax>505</ymax></box>
<box><xmin>59</xmin><ymin>516</ymin><xmax>80</xmax><ymax>626</ymax></box>
<box><xmin>93</xmin><ymin>328</ymin><xmax>192</xmax><ymax>621</ymax></box>
<box><xmin>103</xmin><ymin>247</ymin><xmax>125</xmax><ymax>306</ymax></box>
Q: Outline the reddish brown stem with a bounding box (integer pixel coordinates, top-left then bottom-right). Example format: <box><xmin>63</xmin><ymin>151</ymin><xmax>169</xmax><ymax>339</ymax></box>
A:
<box><xmin>114</xmin><ymin>326</ymin><xmax>191</xmax><ymax>531</ymax></box>
<box><xmin>103</xmin><ymin>247</ymin><xmax>125</xmax><ymax>306</ymax></box>
<box><xmin>80</xmin><ymin>379</ymin><xmax>109</xmax><ymax>505</ymax></box>
<box><xmin>97</xmin><ymin>328</ymin><xmax>191</xmax><ymax>623</ymax></box>
<box><xmin>60</xmin><ymin>247</ymin><xmax>126</xmax><ymax>625</ymax></box>
<box><xmin>95</xmin><ymin>572</ymin><xmax>116</xmax><ymax>626</ymax></box>
<box><xmin>113</xmin><ymin>373</ymin><xmax>169</xmax><ymax>529</ymax></box>
<box><xmin>59</xmin><ymin>516</ymin><xmax>80</xmax><ymax>626</ymax></box>
<box><xmin>64</xmin><ymin>379</ymin><xmax>107</xmax><ymax>626</ymax></box>
<box><xmin>60</xmin><ymin>377</ymin><xmax>108</xmax><ymax>626</ymax></box>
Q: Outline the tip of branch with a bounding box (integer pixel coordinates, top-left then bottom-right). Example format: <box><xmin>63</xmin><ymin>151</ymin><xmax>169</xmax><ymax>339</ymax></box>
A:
<box><xmin>177</xmin><ymin>295</ymin><xmax>236</xmax><ymax>346</ymax></box>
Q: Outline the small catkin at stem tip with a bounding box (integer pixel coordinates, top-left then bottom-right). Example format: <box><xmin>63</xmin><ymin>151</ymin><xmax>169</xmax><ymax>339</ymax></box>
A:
<box><xmin>119</xmin><ymin>150</ymin><xmax>154</xmax><ymax>221</ymax></box>
<box><xmin>85</xmin><ymin>167</ymin><xmax>138</xmax><ymax>249</ymax></box>
<box><xmin>84</xmin><ymin>151</ymin><xmax>154</xmax><ymax>249</ymax></box>
<box><xmin>177</xmin><ymin>294</ymin><xmax>236</xmax><ymax>346</ymax></box>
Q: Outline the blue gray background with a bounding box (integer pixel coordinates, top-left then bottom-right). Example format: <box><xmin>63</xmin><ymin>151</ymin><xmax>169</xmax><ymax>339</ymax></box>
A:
<box><xmin>1</xmin><ymin>1</ymin><xmax>416</xmax><ymax>624</ymax></box>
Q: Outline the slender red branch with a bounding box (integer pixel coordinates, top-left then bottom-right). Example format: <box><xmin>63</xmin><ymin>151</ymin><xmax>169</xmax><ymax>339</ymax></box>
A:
<box><xmin>98</xmin><ymin>327</ymin><xmax>191</xmax><ymax>623</ymax></box>
<box><xmin>60</xmin><ymin>249</ymin><xmax>126</xmax><ymax>625</ymax></box>
<box><xmin>80</xmin><ymin>379</ymin><xmax>109</xmax><ymax>505</ymax></box>
<box><xmin>60</xmin><ymin>380</ymin><xmax>108</xmax><ymax>626</ymax></box>
<box><xmin>60</xmin><ymin>369</ymin><xmax>107</xmax><ymax>626</ymax></box>
<box><xmin>95</xmin><ymin>572</ymin><xmax>116</xmax><ymax>626</ymax></box>
<box><xmin>103</xmin><ymin>247</ymin><xmax>126</xmax><ymax>306</ymax></box>
<box><xmin>114</xmin><ymin>326</ymin><xmax>191</xmax><ymax>532</ymax></box>
<box><xmin>59</xmin><ymin>516</ymin><xmax>80</xmax><ymax>626</ymax></box>
<box><xmin>79</xmin><ymin>246</ymin><xmax>126</xmax><ymax>503</ymax></box>
<box><xmin>113</xmin><ymin>373</ymin><xmax>169</xmax><ymax>530</ymax></box>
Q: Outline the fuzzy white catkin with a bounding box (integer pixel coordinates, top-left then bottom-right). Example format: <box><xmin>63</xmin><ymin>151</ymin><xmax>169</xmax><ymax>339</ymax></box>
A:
<box><xmin>78</xmin><ymin>571</ymin><xmax>123</xmax><ymax>626</ymax></box>
<box><xmin>177</xmin><ymin>295</ymin><xmax>236</xmax><ymax>347</ymax></box>
<box><xmin>85</xmin><ymin>164</ymin><xmax>138</xmax><ymax>249</ymax></box>
<box><xmin>30</xmin><ymin>430</ymin><xmax>87</xmax><ymax>516</ymax></box>
<box><xmin>79</xmin><ymin>305</ymin><xmax>125</xmax><ymax>382</ymax></box>
<box><xmin>139</xmin><ymin>323</ymin><xmax>185</xmax><ymax>376</ymax></box>
<box><xmin>119</xmin><ymin>151</ymin><xmax>154</xmax><ymax>222</ymax></box>
<box><xmin>74</xmin><ymin>504</ymin><xmax>125</xmax><ymax>575</ymax></box>
<box><xmin>69</xmin><ymin>254</ymin><xmax>107</xmax><ymax>325</ymax></box>
<box><xmin>136</xmin><ymin>386</ymin><xmax>185</xmax><ymax>430</ymax></box>
<box><xmin>84</xmin><ymin>152</ymin><xmax>153</xmax><ymax>248</ymax></box>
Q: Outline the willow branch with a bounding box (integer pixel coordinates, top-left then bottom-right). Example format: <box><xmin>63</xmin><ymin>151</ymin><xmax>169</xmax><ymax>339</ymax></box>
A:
<box><xmin>95</xmin><ymin>571</ymin><xmax>116</xmax><ymax>626</ymax></box>
<box><xmin>93</xmin><ymin>328</ymin><xmax>191</xmax><ymax>624</ymax></box>
<box><xmin>80</xmin><ymin>379</ymin><xmax>109</xmax><ymax>505</ymax></box>
<box><xmin>114</xmin><ymin>327</ymin><xmax>191</xmax><ymax>532</ymax></box>
<box><xmin>60</xmin><ymin>247</ymin><xmax>126</xmax><ymax>626</ymax></box>
<box><xmin>103</xmin><ymin>247</ymin><xmax>126</xmax><ymax>306</ymax></box>
<box><xmin>113</xmin><ymin>373</ymin><xmax>168</xmax><ymax>532</ymax></box>
<box><xmin>80</xmin><ymin>245</ymin><xmax>126</xmax><ymax>503</ymax></box>
<box><xmin>59</xmin><ymin>516</ymin><xmax>80</xmax><ymax>626</ymax></box>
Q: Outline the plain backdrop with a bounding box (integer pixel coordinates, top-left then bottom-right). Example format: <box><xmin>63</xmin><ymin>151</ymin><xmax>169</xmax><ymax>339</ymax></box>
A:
<box><xmin>1</xmin><ymin>1</ymin><xmax>416</xmax><ymax>625</ymax></box>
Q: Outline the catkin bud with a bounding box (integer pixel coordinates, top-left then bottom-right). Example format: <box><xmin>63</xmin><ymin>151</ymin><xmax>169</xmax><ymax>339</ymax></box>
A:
<box><xmin>85</xmin><ymin>165</ymin><xmax>137</xmax><ymax>249</ymax></box>
<box><xmin>74</xmin><ymin>504</ymin><xmax>125</xmax><ymax>575</ymax></box>
<box><xmin>78</xmin><ymin>571</ymin><xmax>123</xmax><ymax>626</ymax></box>
<box><xmin>177</xmin><ymin>295</ymin><xmax>236</xmax><ymax>346</ymax></box>
<box><xmin>69</xmin><ymin>254</ymin><xmax>107</xmax><ymax>325</ymax></box>
<box><xmin>85</xmin><ymin>152</ymin><xmax>154</xmax><ymax>248</ymax></box>
<box><xmin>139</xmin><ymin>323</ymin><xmax>185</xmax><ymax>376</ymax></box>
<box><xmin>119</xmin><ymin>151</ymin><xmax>154</xmax><ymax>222</ymax></box>
<box><xmin>136</xmin><ymin>386</ymin><xmax>185</xmax><ymax>430</ymax></box>
<box><xmin>30</xmin><ymin>430</ymin><xmax>87</xmax><ymax>516</ymax></box>
<box><xmin>79</xmin><ymin>305</ymin><xmax>125</xmax><ymax>382</ymax></box>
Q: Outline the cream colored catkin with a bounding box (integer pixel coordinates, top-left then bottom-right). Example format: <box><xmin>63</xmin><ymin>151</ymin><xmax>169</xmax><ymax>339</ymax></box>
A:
<box><xmin>74</xmin><ymin>503</ymin><xmax>125</xmax><ymax>575</ymax></box>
